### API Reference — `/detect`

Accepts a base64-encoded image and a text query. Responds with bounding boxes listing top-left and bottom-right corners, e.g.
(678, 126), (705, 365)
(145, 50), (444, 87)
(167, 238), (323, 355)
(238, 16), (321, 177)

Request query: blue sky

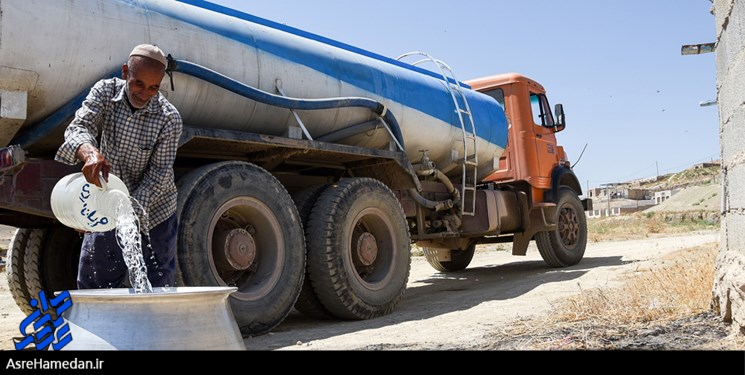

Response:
(208, 0), (718, 190)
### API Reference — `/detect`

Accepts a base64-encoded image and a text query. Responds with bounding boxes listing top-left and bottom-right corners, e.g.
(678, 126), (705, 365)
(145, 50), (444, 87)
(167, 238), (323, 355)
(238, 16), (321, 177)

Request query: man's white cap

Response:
(129, 44), (168, 68)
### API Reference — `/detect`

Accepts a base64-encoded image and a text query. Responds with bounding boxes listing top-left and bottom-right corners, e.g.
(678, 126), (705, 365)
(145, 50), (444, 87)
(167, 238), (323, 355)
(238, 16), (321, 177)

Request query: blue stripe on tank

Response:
(176, 0), (462, 84)
(145, 0), (508, 148)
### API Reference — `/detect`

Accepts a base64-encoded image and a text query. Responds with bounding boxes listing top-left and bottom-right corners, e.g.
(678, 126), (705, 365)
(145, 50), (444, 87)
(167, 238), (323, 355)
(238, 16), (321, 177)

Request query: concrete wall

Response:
(586, 207), (621, 219)
(712, 0), (745, 333)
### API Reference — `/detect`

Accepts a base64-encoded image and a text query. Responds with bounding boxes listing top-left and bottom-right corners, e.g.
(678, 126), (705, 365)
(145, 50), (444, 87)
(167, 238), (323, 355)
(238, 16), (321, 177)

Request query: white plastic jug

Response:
(51, 173), (130, 232)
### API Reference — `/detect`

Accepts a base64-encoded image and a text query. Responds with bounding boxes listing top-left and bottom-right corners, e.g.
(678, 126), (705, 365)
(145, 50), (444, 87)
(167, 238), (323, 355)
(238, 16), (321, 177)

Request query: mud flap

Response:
(581, 198), (593, 211)
(511, 203), (557, 256)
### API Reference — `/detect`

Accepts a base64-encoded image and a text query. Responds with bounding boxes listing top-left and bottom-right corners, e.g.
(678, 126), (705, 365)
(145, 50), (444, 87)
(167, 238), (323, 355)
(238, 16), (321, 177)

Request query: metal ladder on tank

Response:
(397, 52), (479, 216)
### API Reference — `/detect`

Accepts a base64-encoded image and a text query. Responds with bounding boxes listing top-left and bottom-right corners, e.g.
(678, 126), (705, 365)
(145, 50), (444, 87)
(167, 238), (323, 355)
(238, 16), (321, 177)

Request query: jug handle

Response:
(98, 174), (108, 191)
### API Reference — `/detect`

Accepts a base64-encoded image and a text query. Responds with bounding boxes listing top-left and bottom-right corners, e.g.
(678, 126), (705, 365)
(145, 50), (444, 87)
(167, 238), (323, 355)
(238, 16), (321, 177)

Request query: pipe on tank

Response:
(416, 168), (460, 204)
(11, 60), (407, 152)
(407, 188), (454, 212)
(170, 59), (406, 150)
(409, 168), (461, 214)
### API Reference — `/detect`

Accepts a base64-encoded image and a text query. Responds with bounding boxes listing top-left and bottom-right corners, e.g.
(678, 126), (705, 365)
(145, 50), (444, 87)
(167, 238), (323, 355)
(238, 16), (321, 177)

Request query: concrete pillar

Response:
(712, 0), (745, 333)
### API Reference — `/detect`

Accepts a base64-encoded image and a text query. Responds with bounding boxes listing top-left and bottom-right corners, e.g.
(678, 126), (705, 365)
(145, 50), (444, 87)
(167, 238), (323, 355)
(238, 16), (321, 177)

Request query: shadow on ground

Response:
(243, 254), (628, 350)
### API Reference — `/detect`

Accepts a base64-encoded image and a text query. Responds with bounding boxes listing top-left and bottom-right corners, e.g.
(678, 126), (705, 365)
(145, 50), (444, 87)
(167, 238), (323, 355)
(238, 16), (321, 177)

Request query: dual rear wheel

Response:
(303, 178), (411, 320)
(176, 162), (411, 335)
(176, 161), (305, 336)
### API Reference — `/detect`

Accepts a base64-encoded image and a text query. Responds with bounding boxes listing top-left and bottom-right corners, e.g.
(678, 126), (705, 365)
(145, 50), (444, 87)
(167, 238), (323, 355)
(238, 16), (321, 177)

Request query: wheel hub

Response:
(214, 227), (256, 271)
(355, 232), (378, 267)
(559, 207), (579, 246)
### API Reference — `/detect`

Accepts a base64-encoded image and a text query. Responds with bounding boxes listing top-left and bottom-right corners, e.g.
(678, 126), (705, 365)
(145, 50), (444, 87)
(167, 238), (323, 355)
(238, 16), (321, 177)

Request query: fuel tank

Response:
(0, 0), (508, 179)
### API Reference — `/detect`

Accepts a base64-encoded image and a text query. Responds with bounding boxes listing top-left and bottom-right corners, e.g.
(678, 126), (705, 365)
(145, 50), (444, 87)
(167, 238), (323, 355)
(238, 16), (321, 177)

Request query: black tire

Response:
(422, 243), (476, 272)
(23, 228), (81, 302)
(291, 184), (335, 320)
(306, 178), (411, 320)
(535, 187), (587, 267)
(176, 161), (305, 336)
(7, 228), (32, 315)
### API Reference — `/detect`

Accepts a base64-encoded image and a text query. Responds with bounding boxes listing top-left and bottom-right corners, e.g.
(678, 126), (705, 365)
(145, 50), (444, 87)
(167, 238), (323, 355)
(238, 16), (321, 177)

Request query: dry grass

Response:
(555, 243), (716, 325)
(482, 243), (745, 350)
(587, 212), (718, 242)
(486, 215), (745, 350)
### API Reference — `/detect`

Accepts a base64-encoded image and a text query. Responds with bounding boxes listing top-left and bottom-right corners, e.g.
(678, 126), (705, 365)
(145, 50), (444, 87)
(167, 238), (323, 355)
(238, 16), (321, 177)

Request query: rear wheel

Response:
(7, 228), (32, 314)
(23, 228), (81, 299)
(177, 161), (305, 336)
(422, 243), (476, 272)
(306, 178), (411, 320)
(535, 187), (587, 267)
(9, 228), (80, 315)
(291, 184), (334, 320)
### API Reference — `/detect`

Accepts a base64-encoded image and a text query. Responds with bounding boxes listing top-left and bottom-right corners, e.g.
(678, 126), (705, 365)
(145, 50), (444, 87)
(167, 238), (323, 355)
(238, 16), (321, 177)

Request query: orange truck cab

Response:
(414, 73), (592, 268)
(469, 73), (591, 209)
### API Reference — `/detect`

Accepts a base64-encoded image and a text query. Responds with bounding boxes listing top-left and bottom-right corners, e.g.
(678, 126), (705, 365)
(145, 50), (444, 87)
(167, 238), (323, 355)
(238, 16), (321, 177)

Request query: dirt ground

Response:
(240, 230), (729, 350)
(0, 225), (735, 351)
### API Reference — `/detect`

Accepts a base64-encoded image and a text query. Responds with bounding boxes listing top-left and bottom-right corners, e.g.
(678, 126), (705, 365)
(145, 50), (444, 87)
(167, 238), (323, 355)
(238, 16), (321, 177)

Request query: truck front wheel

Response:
(535, 186), (587, 267)
(176, 161), (305, 336)
(306, 178), (411, 320)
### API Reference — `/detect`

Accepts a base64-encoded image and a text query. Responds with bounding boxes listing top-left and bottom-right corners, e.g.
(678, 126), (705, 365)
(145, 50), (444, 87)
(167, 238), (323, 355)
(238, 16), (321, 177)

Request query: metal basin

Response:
(61, 287), (245, 350)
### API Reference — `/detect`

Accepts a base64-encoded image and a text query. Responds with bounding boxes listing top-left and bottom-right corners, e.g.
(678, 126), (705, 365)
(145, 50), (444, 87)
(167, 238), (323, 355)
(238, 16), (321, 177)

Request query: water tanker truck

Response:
(0, 0), (592, 336)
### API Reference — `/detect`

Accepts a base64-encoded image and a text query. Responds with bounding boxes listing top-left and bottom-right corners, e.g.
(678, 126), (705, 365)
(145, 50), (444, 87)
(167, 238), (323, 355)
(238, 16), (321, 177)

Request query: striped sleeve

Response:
(54, 80), (110, 165)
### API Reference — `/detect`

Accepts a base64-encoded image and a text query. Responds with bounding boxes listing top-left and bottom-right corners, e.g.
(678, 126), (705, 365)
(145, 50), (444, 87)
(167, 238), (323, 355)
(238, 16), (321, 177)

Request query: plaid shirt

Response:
(55, 78), (182, 231)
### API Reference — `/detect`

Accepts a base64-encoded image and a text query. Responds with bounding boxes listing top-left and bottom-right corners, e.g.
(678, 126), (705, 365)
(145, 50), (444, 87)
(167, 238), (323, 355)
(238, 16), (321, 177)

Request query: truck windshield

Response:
(530, 93), (554, 127)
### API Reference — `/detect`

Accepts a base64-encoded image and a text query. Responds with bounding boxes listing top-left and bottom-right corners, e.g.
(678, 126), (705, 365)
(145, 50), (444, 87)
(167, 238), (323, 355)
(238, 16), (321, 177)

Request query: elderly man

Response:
(55, 44), (183, 289)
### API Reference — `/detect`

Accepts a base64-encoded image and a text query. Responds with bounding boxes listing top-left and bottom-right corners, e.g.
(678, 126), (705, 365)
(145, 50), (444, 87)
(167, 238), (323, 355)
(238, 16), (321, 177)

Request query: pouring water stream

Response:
(109, 189), (154, 293)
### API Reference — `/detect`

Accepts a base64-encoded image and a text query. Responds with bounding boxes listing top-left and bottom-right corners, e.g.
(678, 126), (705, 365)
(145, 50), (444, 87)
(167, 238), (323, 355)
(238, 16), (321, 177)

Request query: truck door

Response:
(529, 92), (559, 178)
(481, 88), (512, 175)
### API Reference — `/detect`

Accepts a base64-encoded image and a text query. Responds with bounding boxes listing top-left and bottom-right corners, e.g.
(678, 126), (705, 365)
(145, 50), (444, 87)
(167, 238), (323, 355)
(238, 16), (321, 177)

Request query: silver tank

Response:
(0, 0), (509, 179)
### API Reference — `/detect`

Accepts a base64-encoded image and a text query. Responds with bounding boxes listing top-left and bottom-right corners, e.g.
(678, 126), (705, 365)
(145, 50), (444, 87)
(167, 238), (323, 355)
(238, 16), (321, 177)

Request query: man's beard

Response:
(124, 84), (148, 109)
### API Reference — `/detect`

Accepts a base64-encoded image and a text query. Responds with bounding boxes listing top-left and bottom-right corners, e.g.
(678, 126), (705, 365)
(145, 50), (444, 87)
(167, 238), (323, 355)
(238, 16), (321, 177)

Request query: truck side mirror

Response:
(554, 103), (566, 132)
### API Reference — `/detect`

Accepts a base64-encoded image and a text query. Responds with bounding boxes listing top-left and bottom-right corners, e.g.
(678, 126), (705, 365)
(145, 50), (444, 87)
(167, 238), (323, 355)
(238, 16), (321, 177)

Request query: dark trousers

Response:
(77, 213), (178, 289)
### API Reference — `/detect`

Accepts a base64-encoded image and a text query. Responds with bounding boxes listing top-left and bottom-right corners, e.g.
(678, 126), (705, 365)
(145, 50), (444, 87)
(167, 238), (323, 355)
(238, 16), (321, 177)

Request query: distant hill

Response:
(634, 164), (720, 191)
(591, 164), (721, 215)
(644, 183), (720, 213)
(639, 164), (720, 214)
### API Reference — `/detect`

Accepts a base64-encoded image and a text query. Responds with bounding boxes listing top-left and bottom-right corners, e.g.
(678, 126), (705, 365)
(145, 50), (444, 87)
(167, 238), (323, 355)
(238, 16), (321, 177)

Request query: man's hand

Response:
(76, 143), (111, 189)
